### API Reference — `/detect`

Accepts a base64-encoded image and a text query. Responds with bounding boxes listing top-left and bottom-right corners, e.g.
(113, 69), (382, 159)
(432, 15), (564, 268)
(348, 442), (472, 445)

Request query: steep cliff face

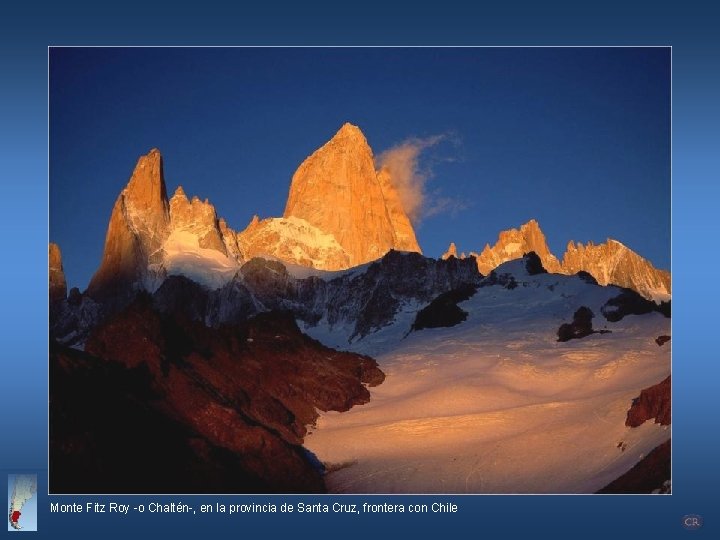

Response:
(444, 220), (670, 301)
(87, 149), (170, 300)
(168, 186), (228, 256)
(377, 167), (421, 253)
(49, 243), (67, 304)
(282, 123), (421, 268)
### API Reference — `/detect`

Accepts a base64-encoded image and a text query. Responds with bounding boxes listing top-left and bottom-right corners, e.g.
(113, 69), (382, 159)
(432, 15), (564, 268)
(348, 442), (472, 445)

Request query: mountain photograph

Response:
(49, 47), (670, 494)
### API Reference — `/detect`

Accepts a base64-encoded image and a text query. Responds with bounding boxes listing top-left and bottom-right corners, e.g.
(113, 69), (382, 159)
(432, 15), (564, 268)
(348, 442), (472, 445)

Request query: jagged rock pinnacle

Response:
(442, 242), (458, 260)
(280, 123), (421, 268)
(87, 149), (171, 300)
(49, 242), (67, 303)
(473, 219), (561, 275)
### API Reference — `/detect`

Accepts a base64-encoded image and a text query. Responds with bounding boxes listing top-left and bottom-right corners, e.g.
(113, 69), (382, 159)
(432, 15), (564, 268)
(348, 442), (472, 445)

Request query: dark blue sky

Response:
(50, 47), (670, 290)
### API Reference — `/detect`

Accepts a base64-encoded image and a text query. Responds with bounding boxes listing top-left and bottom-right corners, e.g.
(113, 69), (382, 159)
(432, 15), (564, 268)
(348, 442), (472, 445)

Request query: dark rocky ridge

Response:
(52, 250), (482, 349)
(51, 298), (384, 493)
(601, 289), (670, 322)
(154, 251), (482, 337)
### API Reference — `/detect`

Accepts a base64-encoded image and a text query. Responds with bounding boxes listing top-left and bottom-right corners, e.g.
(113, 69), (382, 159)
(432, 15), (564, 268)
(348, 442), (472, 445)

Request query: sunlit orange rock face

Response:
(443, 219), (670, 301)
(469, 219), (562, 275)
(168, 186), (228, 255)
(86, 124), (424, 298)
(87, 149), (170, 299)
(238, 215), (351, 270)
(282, 123), (421, 268)
(49, 243), (67, 303)
(561, 239), (671, 301)
(441, 242), (458, 260)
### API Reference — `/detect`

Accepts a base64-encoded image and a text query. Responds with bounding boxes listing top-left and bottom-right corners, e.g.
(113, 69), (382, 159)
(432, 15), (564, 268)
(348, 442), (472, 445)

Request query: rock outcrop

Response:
(601, 289), (670, 322)
(411, 283), (477, 331)
(49, 243), (67, 304)
(626, 375), (671, 427)
(557, 306), (600, 342)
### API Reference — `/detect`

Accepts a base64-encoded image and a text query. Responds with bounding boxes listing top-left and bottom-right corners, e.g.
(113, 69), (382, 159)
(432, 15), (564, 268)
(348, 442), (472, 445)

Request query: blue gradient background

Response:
(1, 1), (718, 539)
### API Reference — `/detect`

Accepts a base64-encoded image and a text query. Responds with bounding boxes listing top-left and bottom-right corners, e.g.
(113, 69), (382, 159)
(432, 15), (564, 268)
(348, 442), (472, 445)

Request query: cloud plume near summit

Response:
(376, 134), (463, 224)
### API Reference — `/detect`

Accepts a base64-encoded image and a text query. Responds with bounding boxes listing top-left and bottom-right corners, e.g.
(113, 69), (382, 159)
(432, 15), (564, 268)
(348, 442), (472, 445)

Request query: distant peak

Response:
(607, 238), (627, 249)
(172, 185), (187, 199)
(125, 147), (167, 203)
(441, 242), (458, 260)
(138, 148), (163, 166)
(520, 219), (541, 231)
(338, 122), (362, 134)
(331, 122), (367, 143)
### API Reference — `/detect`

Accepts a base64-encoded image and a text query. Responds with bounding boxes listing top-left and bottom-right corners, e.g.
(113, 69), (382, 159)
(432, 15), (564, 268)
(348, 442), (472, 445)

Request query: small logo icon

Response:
(682, 515), (703, 530)
(7, 474), (38, 532)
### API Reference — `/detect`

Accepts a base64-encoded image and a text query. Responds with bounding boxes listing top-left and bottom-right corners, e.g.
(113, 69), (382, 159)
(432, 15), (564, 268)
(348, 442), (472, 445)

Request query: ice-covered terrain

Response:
(303, 260), (671, 493)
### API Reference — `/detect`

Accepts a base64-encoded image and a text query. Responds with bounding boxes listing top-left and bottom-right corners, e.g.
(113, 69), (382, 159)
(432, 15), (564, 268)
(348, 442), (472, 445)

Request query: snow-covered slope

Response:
(303, 258), (671, 493)
(238, 215), (351, 270)
(153, 230), (240, 290)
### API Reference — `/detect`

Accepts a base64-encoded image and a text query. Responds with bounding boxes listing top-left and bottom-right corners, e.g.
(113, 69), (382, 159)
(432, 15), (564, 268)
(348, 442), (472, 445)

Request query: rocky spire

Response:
(87, 149), (170, 300)
(169, 185), (227, 255)
(282, 123), (421, 267)
(441, 242), (458, 260)
(49, 242), (67, 304)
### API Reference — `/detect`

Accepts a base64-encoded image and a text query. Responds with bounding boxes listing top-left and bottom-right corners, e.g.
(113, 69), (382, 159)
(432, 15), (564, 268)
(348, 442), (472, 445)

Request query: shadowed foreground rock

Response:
(626, 375), (671, 427)
(557, 306), (604, 342)
(597, 439), (670, 494)
(51, 298), (384, 493)
(412, 283), (478, 331)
